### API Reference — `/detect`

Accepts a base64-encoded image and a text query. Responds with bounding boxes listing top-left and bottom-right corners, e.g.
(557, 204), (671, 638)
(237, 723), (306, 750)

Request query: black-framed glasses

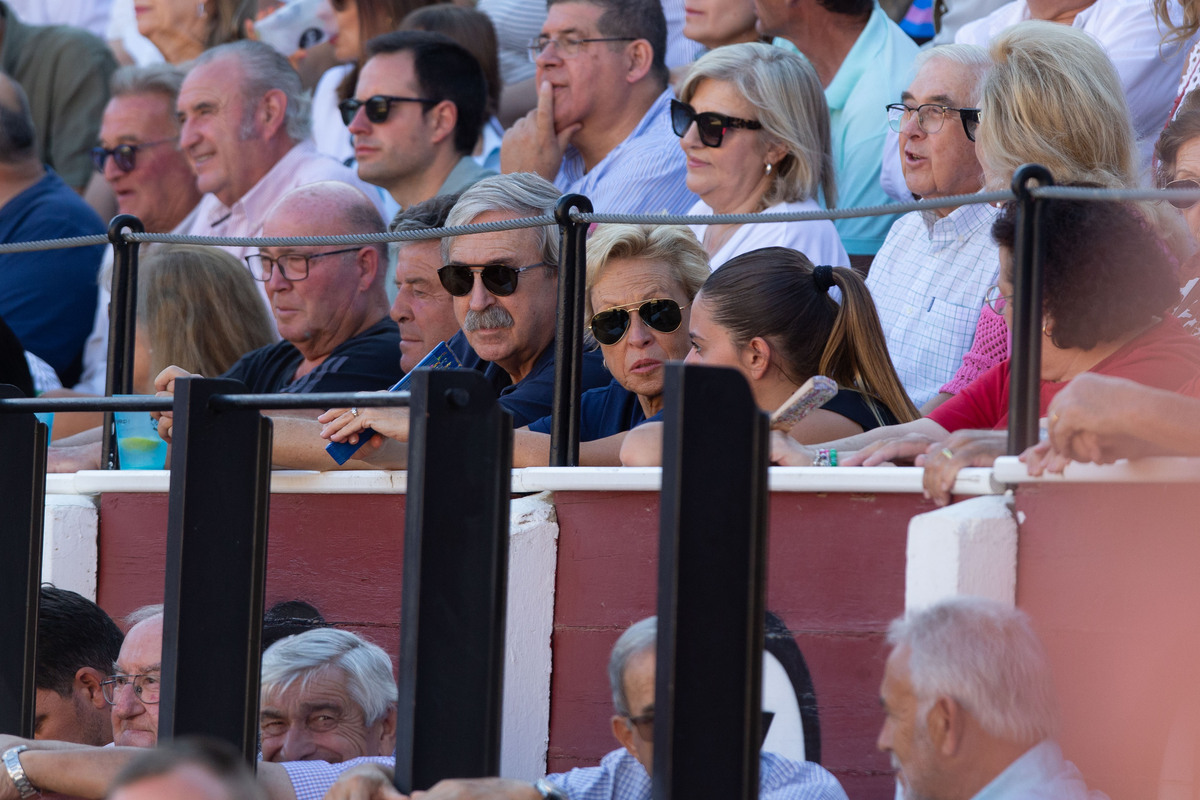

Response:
(246, 247), (363, 282)
(626, 713), (654, 740)
(527, 35), (637, 63)
(91, 138), (178, 173)
(589, 299), (687, 346)
(101, 672), (161, 705)
(338, 95), (438, 126)
(670, 99), (762, 148)
(886, 103), (980, 142)
(984, 284), (1012, 314)
(1165, 178), (1200, 209)
(437, 263), (550, 297)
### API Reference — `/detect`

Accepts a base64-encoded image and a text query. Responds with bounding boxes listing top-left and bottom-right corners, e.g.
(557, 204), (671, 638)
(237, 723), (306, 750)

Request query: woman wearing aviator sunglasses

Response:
(509, 224), (709, 466)
(620, 246), (919, 466)
(1155, 90), (1200, 333)
(673, 43), (847, 270)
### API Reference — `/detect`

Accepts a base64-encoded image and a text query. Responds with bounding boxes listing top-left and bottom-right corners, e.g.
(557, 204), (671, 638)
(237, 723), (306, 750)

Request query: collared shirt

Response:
(440, 155), (496, 197)
(555, 88), (697, 215)
(783, 5), (917, 256)
(971, 740), (1108, 800)
(956, 0), (1194, 171)
(866, 202), (998, 407)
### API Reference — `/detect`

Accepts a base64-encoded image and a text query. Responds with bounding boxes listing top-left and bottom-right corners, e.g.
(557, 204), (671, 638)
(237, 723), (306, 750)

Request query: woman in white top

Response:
(675, 42), (847, 269)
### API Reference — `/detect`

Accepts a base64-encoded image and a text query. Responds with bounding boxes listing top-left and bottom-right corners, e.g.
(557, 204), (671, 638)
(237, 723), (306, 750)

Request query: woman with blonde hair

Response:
(674, 42), (846, 268)
(131, 0), (255, 64)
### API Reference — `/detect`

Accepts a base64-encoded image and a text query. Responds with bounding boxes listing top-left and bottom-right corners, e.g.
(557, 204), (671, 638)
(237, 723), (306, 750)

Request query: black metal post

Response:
(158, 377), (271, 763)
(0, 385), (46, 737)
(653, 364), (769, 800)
(549, 194), (592, 467)
(394, 370), (513, 793)
(1007, 165), (1053, 453)
(105, 214), (145, 470)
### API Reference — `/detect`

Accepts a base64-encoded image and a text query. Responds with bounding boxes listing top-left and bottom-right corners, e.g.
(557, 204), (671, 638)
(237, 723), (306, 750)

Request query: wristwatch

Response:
(533, 778), (569, 800)
(2, 745), (38, 799)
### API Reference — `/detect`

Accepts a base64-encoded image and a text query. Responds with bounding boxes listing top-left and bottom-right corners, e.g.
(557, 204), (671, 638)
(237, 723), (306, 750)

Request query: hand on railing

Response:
(319, 762), (403, 800)
(767, 431), (815, 466)
(915, 429), (1008, 506)
(152, 366), (203, 444)
(839, 432), (938, 467)
(318, 404), (411, 446)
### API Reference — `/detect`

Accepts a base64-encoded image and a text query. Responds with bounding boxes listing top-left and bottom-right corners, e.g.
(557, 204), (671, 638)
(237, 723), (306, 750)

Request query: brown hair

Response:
(1155, 90), (1200, 188)
(699, 247), (918, 423)
(402, 4), (501, 120)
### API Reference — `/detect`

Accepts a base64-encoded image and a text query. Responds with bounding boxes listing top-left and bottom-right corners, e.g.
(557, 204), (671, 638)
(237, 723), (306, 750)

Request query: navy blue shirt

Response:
(0, 169), (103, 383)
(527, 378), (653, 440)
(446, 330), (609, 427)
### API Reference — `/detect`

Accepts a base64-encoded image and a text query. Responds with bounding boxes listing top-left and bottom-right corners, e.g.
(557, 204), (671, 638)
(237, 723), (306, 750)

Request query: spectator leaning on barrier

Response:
(867, 44), (997, 412)
(34, 586), (124, 746)
(346, 31), (494, 211)
(500, 0), (697, 214)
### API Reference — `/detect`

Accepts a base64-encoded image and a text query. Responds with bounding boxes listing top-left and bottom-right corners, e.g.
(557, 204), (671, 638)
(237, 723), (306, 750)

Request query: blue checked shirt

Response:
(866, 202), (1000, 407)
(554, 89), (697, 215)
(281, 750), (848, 800)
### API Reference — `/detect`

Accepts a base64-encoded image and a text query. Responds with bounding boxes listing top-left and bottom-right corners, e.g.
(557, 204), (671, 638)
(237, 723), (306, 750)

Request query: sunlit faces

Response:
(391, 240), (460, 372)
(898, 58), (983, 209)
(176, 56), (257, 206)
(34, 684), (109, 745)
(534, 1), (633, 133)
(110, 616), (163, 748)
(447, 213), (558, 378)
(259, 667), (395, 763)
(683, 0), (758, 50)
(349, 51), (440, 199)
(680, 78), (782, 214)
(134, 0), (209, 44)
(611, 649), (656, 775)
(326, 0), (361, 62)
(99, 93), (200, 232)
(683, 292), (754, 376)
(876, 644), (941, 800)
(1171, 137), (1200, 244)
(588, 258), (691, 415)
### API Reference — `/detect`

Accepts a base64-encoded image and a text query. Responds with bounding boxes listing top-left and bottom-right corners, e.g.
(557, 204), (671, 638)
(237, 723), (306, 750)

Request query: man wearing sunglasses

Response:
(867, 47), (999, 412)
(345, 31), (494, 213)
(499, 0), (695, 215)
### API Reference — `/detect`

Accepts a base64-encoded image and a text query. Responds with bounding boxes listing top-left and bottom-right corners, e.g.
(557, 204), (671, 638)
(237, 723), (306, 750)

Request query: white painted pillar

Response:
(41, 494), (100, 601)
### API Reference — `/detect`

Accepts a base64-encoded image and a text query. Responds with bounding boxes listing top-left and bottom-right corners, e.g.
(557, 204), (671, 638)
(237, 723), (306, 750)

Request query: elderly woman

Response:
(773, 197), (1200, 502)
(1154, 90), (1200, 325)
(674, 43), (847, 269)
(133, 0), (253, 63)
(620, 246), (919, 466)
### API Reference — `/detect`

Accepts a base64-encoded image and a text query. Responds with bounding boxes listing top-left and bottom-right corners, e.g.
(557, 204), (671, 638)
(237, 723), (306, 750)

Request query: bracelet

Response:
(534, 778), (569, 800)
(813, 448), (838, 467)
(2, 746), (38, 799)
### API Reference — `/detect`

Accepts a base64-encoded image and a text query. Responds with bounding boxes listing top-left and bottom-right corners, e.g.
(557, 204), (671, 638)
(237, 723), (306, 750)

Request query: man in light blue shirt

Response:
(756, 0), (918, 258)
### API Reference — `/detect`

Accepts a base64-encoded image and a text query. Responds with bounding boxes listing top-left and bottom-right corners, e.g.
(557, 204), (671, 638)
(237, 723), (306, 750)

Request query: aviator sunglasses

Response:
(437, 263), (549, 297)
(670, 99), (761, 148)
(338, 94), (438, 126)
(1165, 178), (1200, 209)
(589, 299), (687, 346)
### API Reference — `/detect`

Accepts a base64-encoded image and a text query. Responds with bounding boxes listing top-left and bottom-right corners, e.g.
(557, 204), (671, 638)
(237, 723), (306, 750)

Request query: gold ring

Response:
(941, 448), (954, 460)
(351, 407), (359, 418)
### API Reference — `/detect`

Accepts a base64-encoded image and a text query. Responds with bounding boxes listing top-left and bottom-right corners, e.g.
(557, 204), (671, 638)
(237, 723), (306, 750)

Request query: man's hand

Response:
(409, 778), (542, 800)
(152, 365), (203, 443)
(322, 763), (404, 800)
(47, 443), (103, 472)
(318, 405), (411, 445)
(916, 429), (1007, 506)
(499, 80), (581, 179)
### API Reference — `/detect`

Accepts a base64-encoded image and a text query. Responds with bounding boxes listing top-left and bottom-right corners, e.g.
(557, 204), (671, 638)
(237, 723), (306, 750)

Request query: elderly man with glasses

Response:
(865, 45), (999, 413)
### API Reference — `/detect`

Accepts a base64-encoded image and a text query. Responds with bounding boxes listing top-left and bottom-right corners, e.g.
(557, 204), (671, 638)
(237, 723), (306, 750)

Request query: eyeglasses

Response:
(527, 35), (637, 63)
(984, 284), (1012, 314)
(1165, 178), (1200, 209)
(101, 672), (161, 705)
(670, 99), (762, 148)
(437, 263), (550, 297)
(886, 103), (981, 142)
(626, 713), (654, 740)
(246, 247), (363, 282)
(589, 298), (687, 346)
(338, 95), (438, 126)
(91, 139), (178, 173)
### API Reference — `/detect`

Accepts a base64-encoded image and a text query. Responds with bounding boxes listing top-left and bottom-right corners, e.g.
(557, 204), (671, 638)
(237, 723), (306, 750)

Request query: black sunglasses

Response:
(1165, 178), (1200, 209)
(589, 299), (687, 346)
(437, 263), (549, 297)
(91, 138), (178, 173)
(339, 95), (438, 126)
(670, 99), (762, 148)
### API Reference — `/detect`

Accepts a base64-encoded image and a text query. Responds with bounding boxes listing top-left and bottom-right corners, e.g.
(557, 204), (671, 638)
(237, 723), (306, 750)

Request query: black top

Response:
(822, 387), (898, 430)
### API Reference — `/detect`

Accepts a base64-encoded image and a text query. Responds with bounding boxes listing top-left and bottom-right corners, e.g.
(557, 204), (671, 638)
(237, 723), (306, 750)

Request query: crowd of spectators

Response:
(4, 0), (1200, 795)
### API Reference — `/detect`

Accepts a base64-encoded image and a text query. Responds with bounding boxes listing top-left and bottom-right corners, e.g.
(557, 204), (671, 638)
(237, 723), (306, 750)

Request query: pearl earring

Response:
(765, 163), (773, 176)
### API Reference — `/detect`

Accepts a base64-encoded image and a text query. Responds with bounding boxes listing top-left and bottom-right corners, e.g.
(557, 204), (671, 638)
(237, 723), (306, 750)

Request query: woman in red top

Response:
(772, 197), (1200, 503)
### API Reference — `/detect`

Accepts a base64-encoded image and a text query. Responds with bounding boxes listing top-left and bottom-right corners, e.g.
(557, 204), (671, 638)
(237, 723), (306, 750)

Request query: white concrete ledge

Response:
(993, 455), (1200, 484)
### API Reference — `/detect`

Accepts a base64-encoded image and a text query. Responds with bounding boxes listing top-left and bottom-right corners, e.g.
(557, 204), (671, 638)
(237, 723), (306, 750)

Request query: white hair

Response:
(441, 172), (561, 266)
(887, 597), (1058, 745)
(608, 616), (657, 717)
(124, 604), (164, 628)
(912, 44), (991, 105)
(190, 40), (311, 143)
(260, 628), (397, 725)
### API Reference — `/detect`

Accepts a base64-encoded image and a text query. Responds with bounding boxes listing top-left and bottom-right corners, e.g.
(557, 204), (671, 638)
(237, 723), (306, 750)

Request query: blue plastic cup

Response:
(113, 406), (168, 470)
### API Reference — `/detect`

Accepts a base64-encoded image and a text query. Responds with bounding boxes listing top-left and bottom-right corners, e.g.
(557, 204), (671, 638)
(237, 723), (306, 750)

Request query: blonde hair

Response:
(584, 224), (710, 322)
(137, 246), (276, 378)
(678, 42), (836, 208)
(977, 22), (1137, 191)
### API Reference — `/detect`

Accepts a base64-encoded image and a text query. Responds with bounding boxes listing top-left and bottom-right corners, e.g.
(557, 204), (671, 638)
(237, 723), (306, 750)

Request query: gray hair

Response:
(584, 224), (708, 322)
(679, 43), (835, 208)
(125, 604), (165, 628)
(912, 44), (990, 105)
(191, 40), (311, 143)
(260, 628), (397, 726)
(608, 616), (657, 717)
(442, 172), (561, 266)
(887, 597), (1058, 746)
(110, 63), (186, 105)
